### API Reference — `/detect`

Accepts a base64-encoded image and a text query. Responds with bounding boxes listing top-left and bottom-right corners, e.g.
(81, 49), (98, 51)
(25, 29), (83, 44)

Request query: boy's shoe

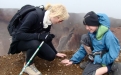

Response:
(24, 63), (42, 75)
(111, 62), (121, 75)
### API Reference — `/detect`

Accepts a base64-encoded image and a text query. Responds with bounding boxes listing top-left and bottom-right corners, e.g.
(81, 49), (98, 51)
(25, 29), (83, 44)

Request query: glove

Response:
(38, 32), (48, 41)
(45, 34), (55, 42)
(49, 34), (55, 38)
(38, 33), (55, 42)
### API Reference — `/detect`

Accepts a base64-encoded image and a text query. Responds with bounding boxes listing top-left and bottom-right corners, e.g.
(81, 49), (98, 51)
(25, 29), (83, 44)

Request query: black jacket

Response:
(8, 8), (52, 54)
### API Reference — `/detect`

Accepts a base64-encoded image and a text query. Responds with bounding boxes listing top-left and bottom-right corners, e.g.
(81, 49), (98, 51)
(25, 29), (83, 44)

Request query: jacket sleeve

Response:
(94, 31), (120, 65)
(70, 45), (87, 64)
(15, 11), (39, 41)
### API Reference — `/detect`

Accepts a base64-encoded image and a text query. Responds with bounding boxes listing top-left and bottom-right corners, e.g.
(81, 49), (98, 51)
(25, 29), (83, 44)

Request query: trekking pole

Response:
(19, 33), (49, 75)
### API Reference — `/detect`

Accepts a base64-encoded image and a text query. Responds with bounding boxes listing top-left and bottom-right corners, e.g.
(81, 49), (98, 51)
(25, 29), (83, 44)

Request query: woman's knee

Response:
(29, 40), (40, 49)
(47, 53), (56, 61)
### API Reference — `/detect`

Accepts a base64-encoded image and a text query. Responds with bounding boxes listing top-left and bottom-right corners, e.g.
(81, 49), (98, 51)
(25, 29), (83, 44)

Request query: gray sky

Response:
(0, 0), (121, 19)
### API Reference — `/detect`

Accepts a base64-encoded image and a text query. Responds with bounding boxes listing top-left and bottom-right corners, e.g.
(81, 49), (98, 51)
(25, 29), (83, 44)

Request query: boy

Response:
(61, 11), (121, 75)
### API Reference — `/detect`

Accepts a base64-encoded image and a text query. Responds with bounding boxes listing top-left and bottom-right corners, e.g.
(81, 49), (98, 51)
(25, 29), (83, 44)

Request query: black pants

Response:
(82, 61), (102, 75)
(17, 40), (57, 65)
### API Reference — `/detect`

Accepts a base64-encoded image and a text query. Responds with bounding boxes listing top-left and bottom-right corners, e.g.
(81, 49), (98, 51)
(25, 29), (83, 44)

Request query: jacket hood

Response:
(97, 13), (110, 28)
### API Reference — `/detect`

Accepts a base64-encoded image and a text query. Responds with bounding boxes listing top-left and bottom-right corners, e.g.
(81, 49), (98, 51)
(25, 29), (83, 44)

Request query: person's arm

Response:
(94, 31), (120, 65)
(61, 45), (87, 66)
(70, 45), (87, 64)
(15, 11), (39, 41)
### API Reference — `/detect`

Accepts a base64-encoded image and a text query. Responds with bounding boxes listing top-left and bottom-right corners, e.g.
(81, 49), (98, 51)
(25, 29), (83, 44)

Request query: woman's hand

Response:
(61, 59), (73, 66)
(56, 53), (67, 58)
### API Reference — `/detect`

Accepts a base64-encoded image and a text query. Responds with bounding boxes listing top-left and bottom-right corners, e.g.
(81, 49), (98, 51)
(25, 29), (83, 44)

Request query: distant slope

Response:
(0, 8), (121, 27)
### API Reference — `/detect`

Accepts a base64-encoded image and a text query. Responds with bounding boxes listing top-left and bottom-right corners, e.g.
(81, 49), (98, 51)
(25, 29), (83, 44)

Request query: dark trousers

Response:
(82, 61), (102, 75)
(17, 40), (57, 65)
(82, 61), (112, 75)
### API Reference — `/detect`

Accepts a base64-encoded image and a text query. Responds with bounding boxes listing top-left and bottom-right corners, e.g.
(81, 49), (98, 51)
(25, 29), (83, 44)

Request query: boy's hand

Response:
(61, 59), (73, 66)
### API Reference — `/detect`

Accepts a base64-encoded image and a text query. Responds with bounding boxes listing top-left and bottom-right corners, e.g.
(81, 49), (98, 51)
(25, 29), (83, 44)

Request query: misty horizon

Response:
(0, 0), (121, 19)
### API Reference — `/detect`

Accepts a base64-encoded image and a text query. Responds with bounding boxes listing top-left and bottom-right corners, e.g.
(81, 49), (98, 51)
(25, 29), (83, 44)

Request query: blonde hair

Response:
(44, 3), (69, 20)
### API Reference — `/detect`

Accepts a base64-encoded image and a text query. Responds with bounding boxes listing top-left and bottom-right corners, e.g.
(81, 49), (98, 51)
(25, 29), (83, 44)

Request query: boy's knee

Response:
(81, 34), (91, 46)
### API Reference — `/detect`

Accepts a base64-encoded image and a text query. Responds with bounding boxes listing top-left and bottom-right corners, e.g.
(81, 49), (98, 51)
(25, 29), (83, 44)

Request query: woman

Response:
(61, 11), (120, 75)
(8, 3), (69, 75)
